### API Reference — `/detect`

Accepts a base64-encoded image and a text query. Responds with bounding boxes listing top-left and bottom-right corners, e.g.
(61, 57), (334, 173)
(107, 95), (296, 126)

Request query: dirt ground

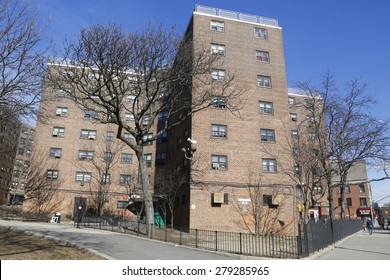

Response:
(0, 226), (105, 260)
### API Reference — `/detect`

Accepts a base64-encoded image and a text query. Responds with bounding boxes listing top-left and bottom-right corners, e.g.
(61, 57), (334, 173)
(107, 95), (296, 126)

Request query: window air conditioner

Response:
(271, 195), (281, 205)
(88, 135), (96, 140)
(54, 153), (61, 158)
(212, 163), (220, 169)
(52, 131), (58, 136)
(213, 193), (225, 204)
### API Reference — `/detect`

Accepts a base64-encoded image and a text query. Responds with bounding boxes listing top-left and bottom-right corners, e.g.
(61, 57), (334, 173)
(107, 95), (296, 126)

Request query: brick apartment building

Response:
(28, 5), (370, 234)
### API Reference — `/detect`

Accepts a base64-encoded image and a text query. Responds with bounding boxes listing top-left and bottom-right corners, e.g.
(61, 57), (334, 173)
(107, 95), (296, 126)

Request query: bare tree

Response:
(23, 151), (64, 214)
(0, 0), (48, 124)
(45, 24), (243, 236)
(296, 73), (390, 220)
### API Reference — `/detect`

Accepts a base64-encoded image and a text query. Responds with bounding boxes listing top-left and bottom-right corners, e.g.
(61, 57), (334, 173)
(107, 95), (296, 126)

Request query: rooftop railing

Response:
(194, 5), (279, 27)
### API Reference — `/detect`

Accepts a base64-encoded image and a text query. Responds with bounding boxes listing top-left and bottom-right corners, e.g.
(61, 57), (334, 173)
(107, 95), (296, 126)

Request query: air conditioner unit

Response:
(212, 163), (220, 169)
(88, 135), (96, 140)
(56, 112), (61, 116)
(271, 195), (281, 205)
(54, 153), (61, 158)
(52, 131), (58, 136)
(213, 193), (225, 204)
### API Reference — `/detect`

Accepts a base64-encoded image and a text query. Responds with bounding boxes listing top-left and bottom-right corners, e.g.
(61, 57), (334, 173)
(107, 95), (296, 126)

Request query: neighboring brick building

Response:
(9, 124), (35, 205)
(0, 106), (21, 205)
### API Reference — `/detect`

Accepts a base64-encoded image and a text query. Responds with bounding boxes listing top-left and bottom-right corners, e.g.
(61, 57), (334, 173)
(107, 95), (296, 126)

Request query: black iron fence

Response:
(77, 215), (363, 259)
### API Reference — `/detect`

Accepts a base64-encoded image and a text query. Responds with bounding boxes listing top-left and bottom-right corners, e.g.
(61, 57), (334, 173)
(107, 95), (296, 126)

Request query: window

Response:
(157, 131), (168, 144)
(57, 89), (68, 98)
(260, 129), (275, 142)
(143, 133), (153, 145)
(359, 184), (365, 193)
(156, 152), (167, 165)
(291, 130), (298, 138)
(119, 174), (132, 185)
(211, 20), (224, 32)
(259, 101), (273, 114)
(117, 201), (129, 209)
(211, 124), (227, 138)
(76, 172), (91, 182)
(126, 94), (136, 102)
(144, 153), (152, 167)
(55, 107), (68, 116)
(256, 51), (270, 63)
(290, 113), (297, 122)
(46, 169), (59, 179)
(211, 155), (227, 170)
(211, 43), (225, 55)
(78, 150), (94, 161)
(158, 111), (168, 123)
(104, 152), (113, 162)
(211, 96), (227, 109)
(49, 148), (62, 158)
(359, 197), (367, 206)
(143, 114), (152, 126)
(262, 159), (277, 172)
(52, 127), (65, 137)
(288, 97), (296, 106)
(254, 27), (268, 39)
(125, 113), (135, 121)
(308, 132), (317, 140)
(106, 131), (114, 141)
(83, 109), (99, 119)
(257, 75), (271, 88)
(102, 174), (110, 184)
(313, 186), (323, 194)
(211, 69), (225, 81)
(346, 197), (352, 207)
(121, 153), (133, 164)
(80, 129), (97, 140)
(345, 184), (350, 193)
(124, 133), (135, 142)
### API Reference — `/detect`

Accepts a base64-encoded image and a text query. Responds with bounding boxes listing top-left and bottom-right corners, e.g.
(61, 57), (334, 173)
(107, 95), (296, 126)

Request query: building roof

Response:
(331, 160), (368, 184)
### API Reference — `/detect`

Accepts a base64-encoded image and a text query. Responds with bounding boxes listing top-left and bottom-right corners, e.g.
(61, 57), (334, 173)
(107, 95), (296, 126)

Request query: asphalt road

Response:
(0, 220), (254, 260)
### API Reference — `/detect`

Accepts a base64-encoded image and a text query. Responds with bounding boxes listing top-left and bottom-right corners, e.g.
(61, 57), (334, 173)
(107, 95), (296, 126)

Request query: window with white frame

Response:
(125, 113), (135, 121)
(211, 43), (225, 55)
(75, 172), (91, 182)
(288, 97), (296, 106)
(260, 129), (275, 142)
(359, 197), (367, 206)
(211, 69), (225, 81)
(359, 184), (365, 193)
(83, 109), (99, 119)
(55, 107), (68, 116)
(211, 96), (227, 109)
(257, 75), (271, 88)
(52, 127), (65, 137)
(78, 150), (94, 161)
(262, 159), (277, 172)
(126, 94), (136, 102)
(254, 27), (268, 39)
(121, 153), (133, 163)
(102, 173), (110, 184)
(211, 124), (227, 138)
(124, 133), (135, 142)
(256, 51), (270, 62)
(211, 155), (227, 170)
(143, 133), (153, 146)
(290, 113), (297, 122)
(211, 20), (224, 32)
(49, 148), (62, 158)
(80, 129), (97, 140)
(46, 169), (59, 179)
(119, 174), (132, 185)
(104, 152), (113, 162)
(144, 153), (152, 167)
(106, 131), (114, 141)
(259, 101), (273, 114)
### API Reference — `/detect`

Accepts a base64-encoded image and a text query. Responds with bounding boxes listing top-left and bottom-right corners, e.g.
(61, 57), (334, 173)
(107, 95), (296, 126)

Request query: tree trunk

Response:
(137, 150), (154, 238)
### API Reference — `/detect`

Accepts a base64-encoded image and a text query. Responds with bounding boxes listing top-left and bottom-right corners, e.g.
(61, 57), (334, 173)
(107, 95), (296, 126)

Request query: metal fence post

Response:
(195, 229), (198, 248)
(215, 231), (218, 251)
(239, 232), (243, 255)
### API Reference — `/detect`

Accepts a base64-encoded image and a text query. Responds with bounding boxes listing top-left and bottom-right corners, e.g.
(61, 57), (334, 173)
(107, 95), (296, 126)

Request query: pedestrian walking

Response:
(367, 219), (373, 235)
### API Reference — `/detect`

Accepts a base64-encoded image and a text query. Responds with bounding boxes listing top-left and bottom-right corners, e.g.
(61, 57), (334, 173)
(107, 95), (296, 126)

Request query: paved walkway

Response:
(0, 220), (259, 260)
(2, 219), (389, 260)
(311, 227), (390, 260)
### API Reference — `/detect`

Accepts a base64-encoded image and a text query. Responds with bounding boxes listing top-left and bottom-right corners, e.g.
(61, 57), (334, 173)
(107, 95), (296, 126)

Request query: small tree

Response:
(46, 23), (243, 236)
(24, 151), (64, 214)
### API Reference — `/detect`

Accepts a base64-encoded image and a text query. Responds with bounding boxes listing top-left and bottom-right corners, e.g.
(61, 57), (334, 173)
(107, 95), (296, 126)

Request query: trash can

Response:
(55, 212), (61, 223)
(154, 212), (165, 228)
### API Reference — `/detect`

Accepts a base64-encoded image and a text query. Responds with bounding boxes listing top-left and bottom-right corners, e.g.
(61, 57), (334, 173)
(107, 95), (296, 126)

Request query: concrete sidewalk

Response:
(312, 227), (390, 260)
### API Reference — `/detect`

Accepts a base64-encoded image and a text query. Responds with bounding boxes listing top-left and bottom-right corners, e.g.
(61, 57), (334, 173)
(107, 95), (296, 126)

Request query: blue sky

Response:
(29, 0), (390, 205)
